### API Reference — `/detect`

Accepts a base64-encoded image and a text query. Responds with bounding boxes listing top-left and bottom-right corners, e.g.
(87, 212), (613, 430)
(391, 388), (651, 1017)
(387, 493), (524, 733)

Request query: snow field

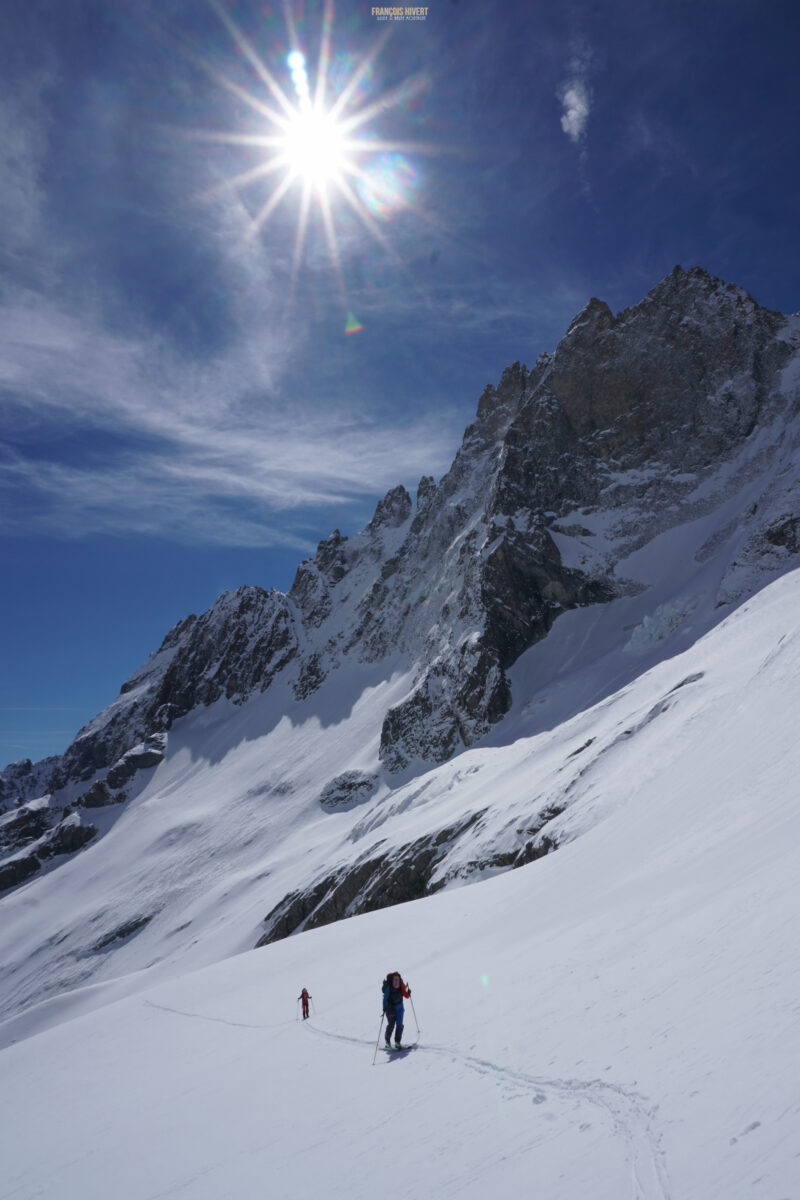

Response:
(2, 572), (800, 1198)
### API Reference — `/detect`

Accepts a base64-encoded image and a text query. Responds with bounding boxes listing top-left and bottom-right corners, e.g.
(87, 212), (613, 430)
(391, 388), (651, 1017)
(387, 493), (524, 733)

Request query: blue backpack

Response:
(383, 973), (404, 1008)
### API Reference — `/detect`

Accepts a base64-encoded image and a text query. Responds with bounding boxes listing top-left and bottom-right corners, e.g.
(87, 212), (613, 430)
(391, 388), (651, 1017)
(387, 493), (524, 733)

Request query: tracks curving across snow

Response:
(449, 1055), (673, 1200)
(142, 997), (294, 1032)
(141, 1002), (672, 1200)
(306, 1020), (672, 1200)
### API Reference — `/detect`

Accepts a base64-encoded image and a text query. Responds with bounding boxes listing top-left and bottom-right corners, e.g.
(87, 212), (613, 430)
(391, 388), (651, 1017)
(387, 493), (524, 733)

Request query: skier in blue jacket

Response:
(382, 970), (411, 1047)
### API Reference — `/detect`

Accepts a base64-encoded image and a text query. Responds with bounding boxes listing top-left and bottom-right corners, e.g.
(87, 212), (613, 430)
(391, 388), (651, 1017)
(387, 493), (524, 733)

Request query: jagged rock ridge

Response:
(2, 266), (800, 907)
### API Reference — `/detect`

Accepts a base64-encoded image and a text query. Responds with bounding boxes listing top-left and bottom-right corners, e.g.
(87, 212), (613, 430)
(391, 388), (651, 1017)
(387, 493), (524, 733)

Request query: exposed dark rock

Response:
(0, 854), (41, 892)
(668, 672), (705, 694)
(293, 653), (326, 701)
(548, 265), (788, 466)
(367, 485), (412, 533)
(379, 641), (511, 773)
(416, 475), (437, 515)
(92, 915), (153, 952)
(79, 780), (114, 808)
(0, 756), (56, 813)
(153, 588), (297, 720)
(0, 809), (94, 886)
(318, 771), (378, 811)
(106, 745), (164, 790)
(255, 799), (570, 949)
(39, 819), (97, 859)
(255, 878), (332, 947)
(764, 516), (800, 554)
(0, 805), (50, 853)
(480, 525), (615, 668)
(568, 739), (595, 758)
(256, 813), (484, 945)
(314, 528), (349, 578)
(78, 780), (126, 808)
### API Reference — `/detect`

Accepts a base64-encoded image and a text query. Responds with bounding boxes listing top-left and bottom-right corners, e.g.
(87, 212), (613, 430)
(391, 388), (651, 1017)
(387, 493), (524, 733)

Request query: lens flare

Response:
(287, 50), (311, 110)
(356, 153), (418, 219)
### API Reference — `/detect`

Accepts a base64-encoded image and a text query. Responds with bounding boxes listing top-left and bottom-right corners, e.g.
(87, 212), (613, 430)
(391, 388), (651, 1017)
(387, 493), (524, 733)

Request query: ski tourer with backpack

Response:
(382, 971), (411, 1048)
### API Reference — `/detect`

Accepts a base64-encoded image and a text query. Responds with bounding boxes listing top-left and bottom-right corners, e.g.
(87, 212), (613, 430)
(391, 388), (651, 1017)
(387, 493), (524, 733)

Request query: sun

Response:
(185, 2), (434, 330)
(281, 104), (348, 190)
(278, 50), (350, 191)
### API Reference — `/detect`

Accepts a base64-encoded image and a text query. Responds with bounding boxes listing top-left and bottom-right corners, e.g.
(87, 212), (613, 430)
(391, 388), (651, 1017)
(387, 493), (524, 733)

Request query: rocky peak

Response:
(545, 265), (790, 463)
(311, 529), (349, 578)
(367, 485), (413, 534)
(564, 296), (614, 338)
(471, 362), (527, 442)
(288, 530), (351, 629)
(416, 475), (436, 510)
(644, 263), (747, 310)
(154, 613), (199, 658)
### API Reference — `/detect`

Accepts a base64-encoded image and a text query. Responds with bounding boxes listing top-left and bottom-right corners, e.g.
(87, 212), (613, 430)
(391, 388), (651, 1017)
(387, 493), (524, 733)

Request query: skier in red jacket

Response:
(298, 987), (311, 1019)
(382, 971), (411, 1047)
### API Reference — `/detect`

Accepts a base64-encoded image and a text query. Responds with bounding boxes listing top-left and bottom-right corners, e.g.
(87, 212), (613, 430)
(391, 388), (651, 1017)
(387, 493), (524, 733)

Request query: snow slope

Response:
(1, 570), (799, 1199)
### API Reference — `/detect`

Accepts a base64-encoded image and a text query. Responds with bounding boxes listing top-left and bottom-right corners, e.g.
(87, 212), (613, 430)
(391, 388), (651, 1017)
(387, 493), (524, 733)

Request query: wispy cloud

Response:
(0, 16), (590, 556)
(0, 293), (461, 547)
(560, 82), (591, 143)
(0, 72), (52, 255)
(0, 37), (470, 553)
(558, 42), (594, 145)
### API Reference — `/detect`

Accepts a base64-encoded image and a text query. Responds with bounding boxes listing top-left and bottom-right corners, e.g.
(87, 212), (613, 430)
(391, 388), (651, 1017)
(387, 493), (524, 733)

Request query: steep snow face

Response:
(2, 266), (800, 912)
(1, 560), (799, 1034)
(1, 569), (800, 1200)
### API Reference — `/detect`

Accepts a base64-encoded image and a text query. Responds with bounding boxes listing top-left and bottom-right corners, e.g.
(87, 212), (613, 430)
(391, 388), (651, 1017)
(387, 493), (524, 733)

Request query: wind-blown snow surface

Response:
(2, 573), (800, 1198)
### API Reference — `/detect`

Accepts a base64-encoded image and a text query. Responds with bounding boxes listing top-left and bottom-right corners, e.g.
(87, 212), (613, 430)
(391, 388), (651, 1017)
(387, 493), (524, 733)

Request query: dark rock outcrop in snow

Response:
(254, 800), (567, 944)
(318, 772), (378, 811)
(256, 811), (485, 945)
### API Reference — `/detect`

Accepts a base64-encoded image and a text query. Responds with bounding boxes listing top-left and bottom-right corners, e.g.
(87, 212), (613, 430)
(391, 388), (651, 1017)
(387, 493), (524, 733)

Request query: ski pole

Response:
(296, 999), (300, 1022)
(371, 1013), (386, 1066)
(409, 992), (420, 1033)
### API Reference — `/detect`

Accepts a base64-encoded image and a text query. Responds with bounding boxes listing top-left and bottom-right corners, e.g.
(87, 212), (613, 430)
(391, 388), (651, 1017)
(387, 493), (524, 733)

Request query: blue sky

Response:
(2, 0), (799, 767)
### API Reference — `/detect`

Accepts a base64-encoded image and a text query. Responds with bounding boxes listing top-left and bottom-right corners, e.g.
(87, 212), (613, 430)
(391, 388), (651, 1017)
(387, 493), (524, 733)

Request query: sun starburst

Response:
(186, 0), (435, 332)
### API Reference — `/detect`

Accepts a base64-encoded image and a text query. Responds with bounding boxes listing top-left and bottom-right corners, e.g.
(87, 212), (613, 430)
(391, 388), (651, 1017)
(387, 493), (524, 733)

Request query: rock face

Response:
(547, 272), (786, 462)
(0, 806), (97, 893)
(254, 801), (566, 946)
(256, 812), (488, 945)
(2, 265), (800, 899)
(318, 772), (378, 812)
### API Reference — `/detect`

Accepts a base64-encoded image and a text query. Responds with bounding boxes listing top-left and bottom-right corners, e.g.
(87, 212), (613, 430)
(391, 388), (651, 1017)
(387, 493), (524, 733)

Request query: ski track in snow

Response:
(142, 998), (293, 1033)
(138, 998), (671, 1198)
(304, 1019), (671, 1200)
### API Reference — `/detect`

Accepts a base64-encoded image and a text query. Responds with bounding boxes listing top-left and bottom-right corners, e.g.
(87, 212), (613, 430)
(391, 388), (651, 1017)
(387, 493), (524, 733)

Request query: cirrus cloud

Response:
(558, 42), (595, 144)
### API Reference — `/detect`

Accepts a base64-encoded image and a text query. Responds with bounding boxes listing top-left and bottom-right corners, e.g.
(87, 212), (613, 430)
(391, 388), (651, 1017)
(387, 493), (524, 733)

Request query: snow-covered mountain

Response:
(1, 265), (799, 1006)
(1, 563), (799, 1199)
